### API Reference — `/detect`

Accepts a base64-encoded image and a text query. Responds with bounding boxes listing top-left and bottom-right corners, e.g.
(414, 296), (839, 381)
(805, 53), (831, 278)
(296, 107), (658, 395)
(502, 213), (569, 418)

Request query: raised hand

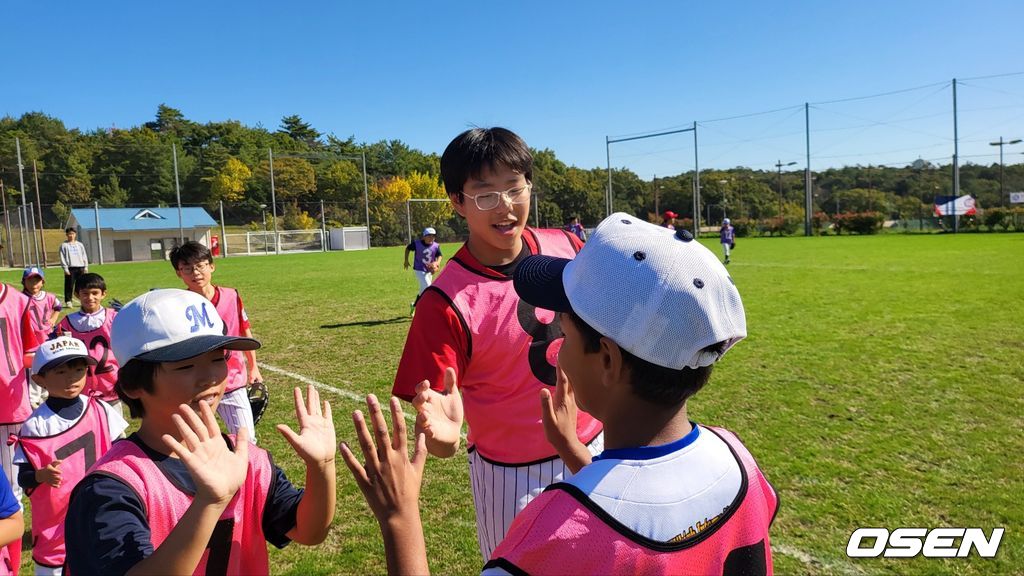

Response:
(341, 394), (429, 575)
(341, 394), (427, 525)
(411, 367), (463, 455)
(37, 459), (63, 488)
(162, 401), (249, 506)
(540, 366), (592, 474)
(277, 385), (337, 467)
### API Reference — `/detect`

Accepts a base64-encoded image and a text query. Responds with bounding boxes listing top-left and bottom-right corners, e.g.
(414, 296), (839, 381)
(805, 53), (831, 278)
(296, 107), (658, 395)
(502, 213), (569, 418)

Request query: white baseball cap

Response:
(32, 336), (97, 374)
(723, 218), (731, 224)
(422, 227), (437, 236)
(513, 213), (746, 369)
(112, 289), (260, 364)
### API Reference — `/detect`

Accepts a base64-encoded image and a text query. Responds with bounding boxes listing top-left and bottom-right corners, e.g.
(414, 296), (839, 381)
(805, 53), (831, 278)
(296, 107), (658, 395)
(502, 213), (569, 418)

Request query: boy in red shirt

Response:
(392, 127), (603, 559)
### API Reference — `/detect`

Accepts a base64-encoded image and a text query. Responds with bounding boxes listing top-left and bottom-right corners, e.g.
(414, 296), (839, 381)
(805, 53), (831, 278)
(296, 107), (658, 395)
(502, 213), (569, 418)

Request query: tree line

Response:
(2, 106), (1021, 245)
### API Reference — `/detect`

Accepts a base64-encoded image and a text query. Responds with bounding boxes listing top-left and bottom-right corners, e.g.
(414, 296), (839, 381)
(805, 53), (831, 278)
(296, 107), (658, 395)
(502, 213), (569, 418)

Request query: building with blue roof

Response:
(67, 207), (218, 262)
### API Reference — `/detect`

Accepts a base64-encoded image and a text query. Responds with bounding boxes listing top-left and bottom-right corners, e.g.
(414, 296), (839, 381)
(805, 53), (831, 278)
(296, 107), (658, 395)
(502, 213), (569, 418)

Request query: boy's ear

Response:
(598, 337), (625, 388)
(449, 192), (466, 217)
(30, 373), (45, 386)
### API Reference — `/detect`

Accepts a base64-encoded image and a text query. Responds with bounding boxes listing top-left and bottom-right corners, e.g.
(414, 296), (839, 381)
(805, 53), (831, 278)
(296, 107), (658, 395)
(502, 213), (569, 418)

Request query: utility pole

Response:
(989, 137), (1022, 206)
(33, 161), (48, 266)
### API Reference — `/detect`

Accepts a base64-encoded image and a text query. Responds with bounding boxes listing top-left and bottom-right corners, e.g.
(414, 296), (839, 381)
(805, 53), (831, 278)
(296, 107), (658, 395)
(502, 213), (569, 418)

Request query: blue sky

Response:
(5, 1), (1024, 178)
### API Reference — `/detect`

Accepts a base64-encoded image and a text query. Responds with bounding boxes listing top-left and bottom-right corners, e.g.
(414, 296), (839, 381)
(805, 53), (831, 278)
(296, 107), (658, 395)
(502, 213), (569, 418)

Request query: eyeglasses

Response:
(178, 261), (211, 274)
(464, 183), (532, 211)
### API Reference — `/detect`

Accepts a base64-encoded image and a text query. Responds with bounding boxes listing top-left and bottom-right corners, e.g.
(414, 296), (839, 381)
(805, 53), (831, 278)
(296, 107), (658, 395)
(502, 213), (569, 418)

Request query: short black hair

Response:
(65, 227), (76, 234)
(568, 311), (723, 406)
(116, 359), (159, 418)
(74, 272), (106, 294)
(441, 127), (533, 203)
(169, 240), (213, 270)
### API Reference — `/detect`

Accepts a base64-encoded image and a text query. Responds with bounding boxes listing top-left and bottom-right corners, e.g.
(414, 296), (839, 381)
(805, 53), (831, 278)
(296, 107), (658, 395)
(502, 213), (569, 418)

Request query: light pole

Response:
(259, 204), (269, 255)
(989, 137), (1022, 205)
(718, 179), (730, 219)
(776, 161), (796, 219)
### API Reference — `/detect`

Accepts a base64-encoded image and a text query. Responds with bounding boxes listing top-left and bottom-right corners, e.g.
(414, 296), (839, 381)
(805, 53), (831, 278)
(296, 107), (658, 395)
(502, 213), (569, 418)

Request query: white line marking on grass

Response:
(259, 362), (379, 409)
(773, 543), (864, 575)
(259, 363), (470, 442)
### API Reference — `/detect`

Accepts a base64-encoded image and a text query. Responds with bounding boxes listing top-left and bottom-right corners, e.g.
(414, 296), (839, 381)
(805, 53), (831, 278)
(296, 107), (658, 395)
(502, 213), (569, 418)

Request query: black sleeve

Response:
(261, 463), (305, 549)
(405, 242), (416, 251)
(16, 461), (39, 490)
(65, 474), (153, 575)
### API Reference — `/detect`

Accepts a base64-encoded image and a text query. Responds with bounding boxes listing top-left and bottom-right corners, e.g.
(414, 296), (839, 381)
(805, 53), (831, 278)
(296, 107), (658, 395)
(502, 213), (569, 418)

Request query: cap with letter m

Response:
(112, 289), (260, 364)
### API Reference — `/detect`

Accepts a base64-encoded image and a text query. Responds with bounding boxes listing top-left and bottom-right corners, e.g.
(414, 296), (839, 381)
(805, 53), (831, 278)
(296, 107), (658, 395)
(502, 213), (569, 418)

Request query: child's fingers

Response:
(366, 395), (393, 464)
(540, 388), (555, 424)
(307, 385), (321, 417)
(390, 397), (406, 452)
(339, 442), (370, 486)
(235, 424), (251, 454)
(171, 413), (202, 452)
(275, 424), (303, 454)
(177, 404), (209, 443)
(322, 400), (334, 432)
(293, 387), (308, 418)
(162, 433), (194, 464)
(352, 408), (381, 472)
(198, 400), (220, 439)
(411, 432), (428, 473)
(443, 367), (459, 397)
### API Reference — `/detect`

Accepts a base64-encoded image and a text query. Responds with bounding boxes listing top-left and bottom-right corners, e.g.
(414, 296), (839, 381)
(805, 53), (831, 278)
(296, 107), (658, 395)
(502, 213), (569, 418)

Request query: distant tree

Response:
(209, 157), (252, 204)
(145, 104), (190, 136)
(97, 174), (128, 207)
(279, 115), (321, 148)
(254, 156), (316, 201)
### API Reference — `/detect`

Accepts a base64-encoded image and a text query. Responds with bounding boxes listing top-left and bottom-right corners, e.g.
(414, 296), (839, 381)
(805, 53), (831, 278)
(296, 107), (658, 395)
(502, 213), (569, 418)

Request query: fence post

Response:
(320, 199), (327, 252)
(94, 201), (104, 265)
(246, 231), (251, 256)
(33, 161), (47, 266)
(219, 200), (228, 258)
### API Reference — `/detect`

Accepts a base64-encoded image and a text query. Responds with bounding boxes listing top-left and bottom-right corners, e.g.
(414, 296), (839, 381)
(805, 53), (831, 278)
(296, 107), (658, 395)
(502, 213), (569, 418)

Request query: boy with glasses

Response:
(392, 127), (603, 560)
(170, 241), (263, 443)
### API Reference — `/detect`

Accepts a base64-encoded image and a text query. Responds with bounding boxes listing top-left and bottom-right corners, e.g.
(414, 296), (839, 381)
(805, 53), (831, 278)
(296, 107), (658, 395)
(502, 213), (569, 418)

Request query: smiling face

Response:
(77, 287), (106, 313)
(451, 163), (532, 266)
(23, 275), (44, 295)
(175, 258), (215, 294)
(34, 358), (90, 400)
(129, 349), (229, 438)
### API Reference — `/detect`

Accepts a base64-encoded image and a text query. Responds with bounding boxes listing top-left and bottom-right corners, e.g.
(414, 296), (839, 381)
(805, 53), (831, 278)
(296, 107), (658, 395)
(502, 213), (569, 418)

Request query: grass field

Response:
(1, 233), (1021, 575)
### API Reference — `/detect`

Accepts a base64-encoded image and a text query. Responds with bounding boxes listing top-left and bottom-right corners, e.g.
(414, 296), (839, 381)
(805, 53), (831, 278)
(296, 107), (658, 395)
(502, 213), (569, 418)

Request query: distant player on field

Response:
(720, 217), (735, 265)
(392, 127), (603, 560)
(22, 266), (62, 408)
(343, 213), (778, 575)
(404, 226), (444, 312)
(171, 241), (263, 443)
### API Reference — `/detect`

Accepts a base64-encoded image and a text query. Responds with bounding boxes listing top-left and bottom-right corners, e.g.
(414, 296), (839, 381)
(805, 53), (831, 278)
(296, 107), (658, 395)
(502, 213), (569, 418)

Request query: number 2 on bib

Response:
(515, 300), (562, 386)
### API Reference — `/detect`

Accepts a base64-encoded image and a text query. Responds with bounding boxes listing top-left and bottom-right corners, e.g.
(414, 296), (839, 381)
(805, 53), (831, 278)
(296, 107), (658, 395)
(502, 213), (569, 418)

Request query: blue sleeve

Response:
(0, 473), (18, 519)
(262, 463), (304, 549)
(65, 474), (152, 575)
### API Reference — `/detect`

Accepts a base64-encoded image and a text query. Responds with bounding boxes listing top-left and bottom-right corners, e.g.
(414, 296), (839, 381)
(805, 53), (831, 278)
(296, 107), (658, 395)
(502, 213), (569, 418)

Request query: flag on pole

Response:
(934, 195), (977, 216)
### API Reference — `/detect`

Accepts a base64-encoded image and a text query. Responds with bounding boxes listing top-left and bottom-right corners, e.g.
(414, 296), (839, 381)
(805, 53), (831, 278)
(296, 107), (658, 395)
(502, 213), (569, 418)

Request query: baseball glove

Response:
(248, 380), (269, 425)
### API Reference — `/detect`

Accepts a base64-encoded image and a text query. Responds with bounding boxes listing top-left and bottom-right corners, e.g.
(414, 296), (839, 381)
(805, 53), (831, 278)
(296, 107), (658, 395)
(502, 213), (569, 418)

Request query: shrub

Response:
(982, 207), (1011, 231)
(833, 211), (884, 235)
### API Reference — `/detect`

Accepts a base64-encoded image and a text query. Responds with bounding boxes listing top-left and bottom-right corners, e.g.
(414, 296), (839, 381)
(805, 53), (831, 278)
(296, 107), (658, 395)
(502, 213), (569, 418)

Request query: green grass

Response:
(2, 234), (1021, 575)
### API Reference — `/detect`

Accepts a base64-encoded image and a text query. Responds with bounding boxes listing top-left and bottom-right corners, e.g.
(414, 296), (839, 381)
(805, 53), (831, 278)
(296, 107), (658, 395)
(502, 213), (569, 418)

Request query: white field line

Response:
(258, 362), (468, 440)
(773, 543), (865, 575)
(261, 362), (856, 573)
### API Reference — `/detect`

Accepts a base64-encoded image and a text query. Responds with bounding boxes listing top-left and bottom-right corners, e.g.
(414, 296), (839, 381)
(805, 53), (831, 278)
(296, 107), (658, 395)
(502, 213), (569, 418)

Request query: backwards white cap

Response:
(514, 213), (746, 369)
